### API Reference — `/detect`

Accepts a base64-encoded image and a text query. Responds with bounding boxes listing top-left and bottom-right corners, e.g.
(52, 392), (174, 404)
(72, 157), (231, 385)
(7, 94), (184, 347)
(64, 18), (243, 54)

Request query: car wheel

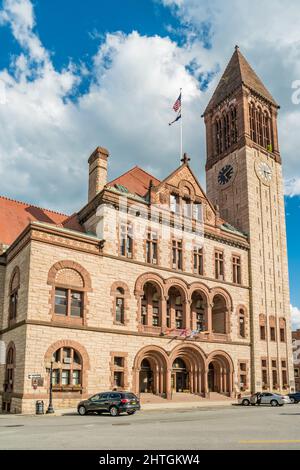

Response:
(110, 406), (119, 417)
(290, 397), (295, 404)
(270, 400), (279, 407)
(242, 399), (250, 406)
(78, 405), (87, 416)
(127, 410), (136, 415)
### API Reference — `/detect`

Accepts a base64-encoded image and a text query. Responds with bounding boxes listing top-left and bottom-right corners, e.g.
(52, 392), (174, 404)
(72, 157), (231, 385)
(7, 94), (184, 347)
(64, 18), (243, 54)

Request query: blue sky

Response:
(0, 0), (299, 324)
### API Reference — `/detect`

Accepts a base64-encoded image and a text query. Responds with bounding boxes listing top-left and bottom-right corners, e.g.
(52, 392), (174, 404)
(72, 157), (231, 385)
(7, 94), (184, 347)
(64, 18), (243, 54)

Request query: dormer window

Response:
(193, 202), (203, 221)
(182, 197), (192, 218)
(170, 194), (180, 213)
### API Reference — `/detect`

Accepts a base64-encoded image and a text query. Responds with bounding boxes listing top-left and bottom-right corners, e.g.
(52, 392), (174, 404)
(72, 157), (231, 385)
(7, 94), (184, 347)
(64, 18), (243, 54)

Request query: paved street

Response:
(0, 405), (300, 450)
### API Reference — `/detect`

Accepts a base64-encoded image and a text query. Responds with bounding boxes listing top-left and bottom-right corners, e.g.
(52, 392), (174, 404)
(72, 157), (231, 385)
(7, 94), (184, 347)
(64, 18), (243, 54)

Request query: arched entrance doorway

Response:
(206, 352), (234, 396)
(172, 358), (189, 392)
(133, 346), (168, 397)
(139, 359), (154, 393)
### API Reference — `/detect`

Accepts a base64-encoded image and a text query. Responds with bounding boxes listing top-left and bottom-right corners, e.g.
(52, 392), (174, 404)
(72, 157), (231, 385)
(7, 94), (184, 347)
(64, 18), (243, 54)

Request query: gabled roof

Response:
(0, 196), (83, 246)
(204, 46), (278, 114)
(108, 166), (160, 198)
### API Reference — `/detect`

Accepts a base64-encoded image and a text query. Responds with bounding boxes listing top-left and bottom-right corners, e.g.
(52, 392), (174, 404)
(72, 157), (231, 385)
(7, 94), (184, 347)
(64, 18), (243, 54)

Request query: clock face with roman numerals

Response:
(218, 164), (234, 185)
(258, 162), (272, 183)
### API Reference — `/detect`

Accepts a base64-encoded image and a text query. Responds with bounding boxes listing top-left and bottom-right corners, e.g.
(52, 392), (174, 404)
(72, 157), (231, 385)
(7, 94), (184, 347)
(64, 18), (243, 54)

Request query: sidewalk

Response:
(0, 397), (237, 418)
(47, 398), (237, 416)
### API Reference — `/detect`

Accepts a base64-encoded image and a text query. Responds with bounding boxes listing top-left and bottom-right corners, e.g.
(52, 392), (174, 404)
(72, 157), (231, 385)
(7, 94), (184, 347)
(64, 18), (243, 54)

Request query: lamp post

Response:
(46, 361), (55, 414)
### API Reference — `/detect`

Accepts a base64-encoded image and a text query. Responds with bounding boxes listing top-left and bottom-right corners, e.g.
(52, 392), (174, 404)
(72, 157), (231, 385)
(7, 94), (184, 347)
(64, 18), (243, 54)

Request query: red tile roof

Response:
(108, 166), (160, 197)
(0, 196), (83, 246)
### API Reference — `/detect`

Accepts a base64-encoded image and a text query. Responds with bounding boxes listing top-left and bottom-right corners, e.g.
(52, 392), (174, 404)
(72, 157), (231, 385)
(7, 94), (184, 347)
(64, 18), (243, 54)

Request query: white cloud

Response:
(1, 0), (300, 216)
(160, 0), (300, 196)
(0, 1), (207, 212)
(291, 304), (300, 330)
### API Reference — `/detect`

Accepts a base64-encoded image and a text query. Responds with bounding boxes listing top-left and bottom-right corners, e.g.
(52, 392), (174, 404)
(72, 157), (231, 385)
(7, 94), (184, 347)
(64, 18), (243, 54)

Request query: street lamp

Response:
(46, 361), (55, 414)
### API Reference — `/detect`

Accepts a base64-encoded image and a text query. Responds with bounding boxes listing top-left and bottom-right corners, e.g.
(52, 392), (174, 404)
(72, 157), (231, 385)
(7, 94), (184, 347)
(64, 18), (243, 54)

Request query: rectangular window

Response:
(193, 247), (204, 275)
(280, 328), (285, 342)
(70, 292), (83, 317)
(270, 327), (276, 341)
(261, 359), (268, 388)
(55, 289), (68, 315)
(61, 370), (70, 386)
(72, 370), (81, 385)
(215, 250), (224, 280)
(146, 232), (158, 264)
(239, 363), (247, 390)
(260, 325), (266, 340)
(52, 369), (60, 385)
(114, 357), (124, 367)
(120, 224), (133, 258)
(172, 240), (183, 270)
(114, 371), (124, 388)
(272, 369), (278, 388)
(232, 255), (241, 284)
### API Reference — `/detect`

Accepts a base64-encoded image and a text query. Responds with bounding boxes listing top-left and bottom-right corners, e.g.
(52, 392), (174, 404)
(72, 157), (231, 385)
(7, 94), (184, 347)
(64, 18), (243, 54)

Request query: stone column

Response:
(166, 368), (172, 400)
(207, 303), (212, 333)
(204, 369), (209, 397)
(184, 300), (191, 330)
(161, 297), (167, 330)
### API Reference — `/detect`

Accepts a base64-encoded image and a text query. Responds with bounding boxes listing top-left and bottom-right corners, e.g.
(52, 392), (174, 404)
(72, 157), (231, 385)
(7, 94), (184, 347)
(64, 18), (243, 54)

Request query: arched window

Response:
(111, 282), (129, 326)
(279, 318), (286, 343)
(191, 291), (207, 332)
(212, 294), (228, 334)
(215, 118), (222, 155)
(167, 287), (184, 329)
(263, 111), (271, 149)
(239, 308), (246, 338)
(48, 261), (91, 325)
(52, 347), (82, 390)
(223, 112), (230, 151)
(259, 314), (266, 340)
(257, 107), (263, 146)
(249, 103), (256, 142)
(230, 106), (238, 144)
(141, 282), (162, 327)
(115, 287), (125, 324)
(4, 345), (15, 393)
(9, 268), (20, 323)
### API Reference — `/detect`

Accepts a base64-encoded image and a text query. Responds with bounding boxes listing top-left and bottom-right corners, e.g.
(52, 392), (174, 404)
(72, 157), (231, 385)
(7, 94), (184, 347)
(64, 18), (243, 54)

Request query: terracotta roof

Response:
(0, 196), (83, 246)
(204, 46), (278, 114)
(108, 166), (160, 197)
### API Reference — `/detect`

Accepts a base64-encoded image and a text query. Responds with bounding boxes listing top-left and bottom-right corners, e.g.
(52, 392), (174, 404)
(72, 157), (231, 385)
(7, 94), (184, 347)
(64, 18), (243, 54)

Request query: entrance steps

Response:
(140, 392), (232, 404)
(140, 393), (167, 404)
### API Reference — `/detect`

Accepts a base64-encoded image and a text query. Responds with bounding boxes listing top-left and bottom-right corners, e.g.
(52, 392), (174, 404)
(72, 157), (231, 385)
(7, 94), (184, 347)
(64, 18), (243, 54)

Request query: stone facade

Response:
(0, 47), (294, 414)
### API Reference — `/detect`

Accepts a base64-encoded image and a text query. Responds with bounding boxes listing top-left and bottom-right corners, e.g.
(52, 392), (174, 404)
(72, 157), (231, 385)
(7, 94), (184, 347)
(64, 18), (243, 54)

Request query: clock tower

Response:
(204, 46), (294, 393)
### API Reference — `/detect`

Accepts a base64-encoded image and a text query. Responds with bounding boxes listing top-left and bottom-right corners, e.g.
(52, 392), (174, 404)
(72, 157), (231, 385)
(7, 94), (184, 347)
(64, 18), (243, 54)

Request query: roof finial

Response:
(181, 152), (190, 165)
(235, 44), (239, 51)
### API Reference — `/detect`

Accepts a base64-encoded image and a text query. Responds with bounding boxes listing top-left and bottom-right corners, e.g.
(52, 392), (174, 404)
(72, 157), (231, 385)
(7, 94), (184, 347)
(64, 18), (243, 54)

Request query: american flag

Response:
(173, 92), (181, 112)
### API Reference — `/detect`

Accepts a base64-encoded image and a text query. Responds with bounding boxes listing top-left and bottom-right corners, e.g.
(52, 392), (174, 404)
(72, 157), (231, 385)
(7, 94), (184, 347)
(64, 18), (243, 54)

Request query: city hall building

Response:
(0, 47), (295, 413)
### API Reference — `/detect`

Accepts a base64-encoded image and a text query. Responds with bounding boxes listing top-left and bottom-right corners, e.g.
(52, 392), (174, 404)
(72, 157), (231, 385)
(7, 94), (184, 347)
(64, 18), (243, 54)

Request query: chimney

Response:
(88, 146), (109, 202)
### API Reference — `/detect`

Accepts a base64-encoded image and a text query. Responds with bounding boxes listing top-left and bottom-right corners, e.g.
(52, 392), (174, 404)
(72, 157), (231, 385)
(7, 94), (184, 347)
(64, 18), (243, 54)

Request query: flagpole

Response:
(180, 87), (183, 160)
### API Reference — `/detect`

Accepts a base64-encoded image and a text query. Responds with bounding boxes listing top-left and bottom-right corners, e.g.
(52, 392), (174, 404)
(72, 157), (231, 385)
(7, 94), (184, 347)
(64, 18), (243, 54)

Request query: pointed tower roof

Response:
(204, 46), (278, 114)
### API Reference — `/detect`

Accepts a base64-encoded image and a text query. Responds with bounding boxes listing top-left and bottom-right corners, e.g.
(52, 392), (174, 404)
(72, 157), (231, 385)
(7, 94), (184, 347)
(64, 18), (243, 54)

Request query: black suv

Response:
(77, 392), (141, 416)
(288, 392), (300, 404)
